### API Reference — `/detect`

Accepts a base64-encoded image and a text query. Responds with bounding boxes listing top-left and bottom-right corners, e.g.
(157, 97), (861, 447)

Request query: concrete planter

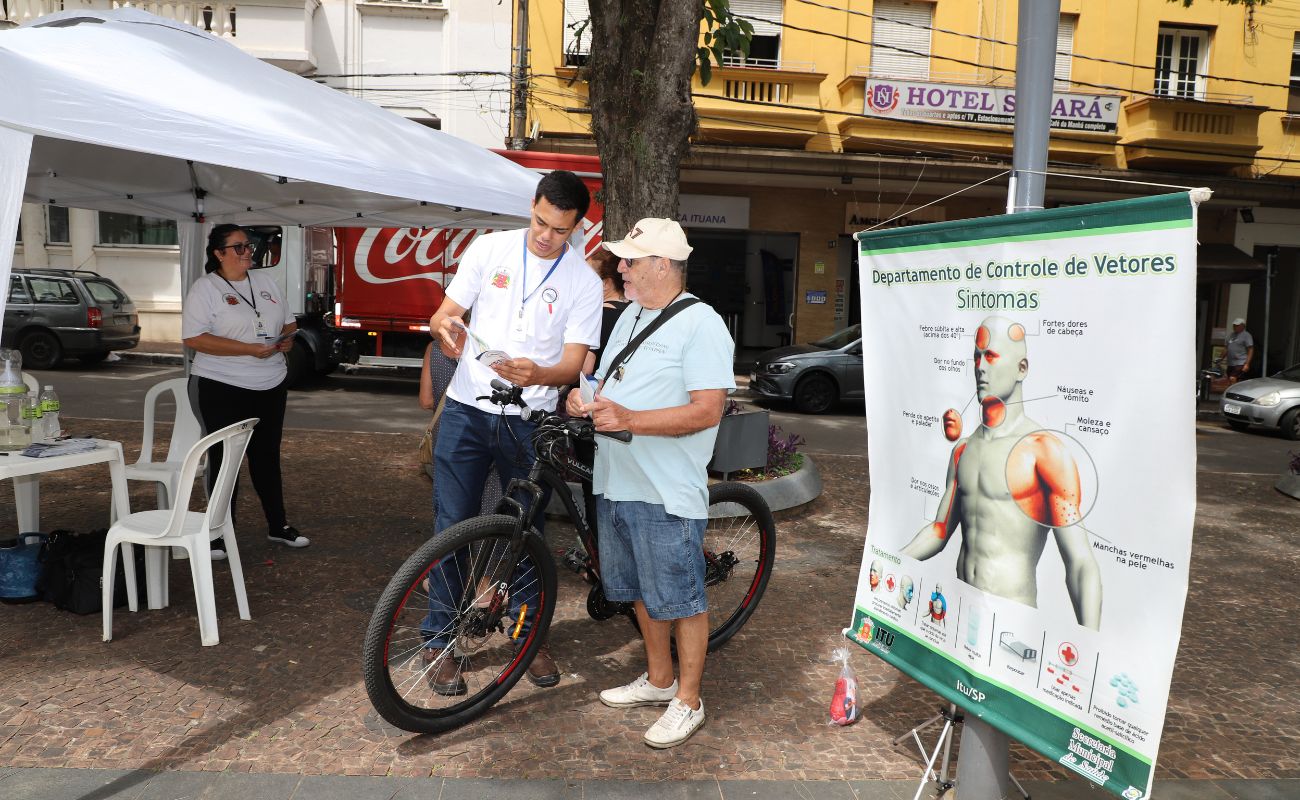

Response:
(720, 454), (824, 515)
(709, 408), (770, 475)
(548, 455), (824, 520)
(1275, 472), (1300, 500)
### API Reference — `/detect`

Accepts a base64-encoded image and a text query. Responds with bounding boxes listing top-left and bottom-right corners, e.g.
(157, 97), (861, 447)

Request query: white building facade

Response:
(5, 0), (513, 342)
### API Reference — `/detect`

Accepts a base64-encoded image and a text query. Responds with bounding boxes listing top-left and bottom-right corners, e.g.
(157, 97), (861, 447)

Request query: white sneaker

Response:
(599, 672), (678, 708)
(644, 697), (705, 749)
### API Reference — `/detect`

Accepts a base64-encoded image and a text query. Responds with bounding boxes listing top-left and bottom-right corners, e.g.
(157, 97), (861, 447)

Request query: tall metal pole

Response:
(1005, 0), (1061, 214)
(1264, 248), (1276, 377)
(508, 0), (530, 150)
(969, 1), (1059, 798)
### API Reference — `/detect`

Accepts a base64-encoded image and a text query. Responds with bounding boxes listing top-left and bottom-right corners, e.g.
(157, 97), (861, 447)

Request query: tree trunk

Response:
(587, 0), (698, 240)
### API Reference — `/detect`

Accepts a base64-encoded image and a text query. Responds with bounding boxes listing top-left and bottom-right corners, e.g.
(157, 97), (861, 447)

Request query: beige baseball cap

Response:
(602, 218), (693, 260)
(1232, 317), (1246, 326)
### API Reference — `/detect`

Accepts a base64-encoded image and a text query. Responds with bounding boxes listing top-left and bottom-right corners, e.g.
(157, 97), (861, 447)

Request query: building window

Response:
(1154, 26), (1209, 99)
(1055, 14), (1077, 92)
(871, 0), (933, 80)
(726, 0), (784, 68)
(97, 212), (178, 246)
(1289, 34), (1300, 114)
(563, 0), (591, 68)
(46, 205), (69, 245)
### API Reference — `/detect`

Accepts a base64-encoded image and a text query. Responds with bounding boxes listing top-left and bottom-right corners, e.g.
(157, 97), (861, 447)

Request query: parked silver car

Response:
(1220, 364), (1300, 439)
(750, 324), (863, 414)
(2, 269), (140, 368)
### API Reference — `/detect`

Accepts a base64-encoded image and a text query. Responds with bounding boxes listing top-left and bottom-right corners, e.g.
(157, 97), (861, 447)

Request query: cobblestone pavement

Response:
(0, 418), (1296, 795)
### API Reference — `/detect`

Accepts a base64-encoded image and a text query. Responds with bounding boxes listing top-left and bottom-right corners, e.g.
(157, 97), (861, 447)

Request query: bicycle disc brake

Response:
(703, 550), (739, 587)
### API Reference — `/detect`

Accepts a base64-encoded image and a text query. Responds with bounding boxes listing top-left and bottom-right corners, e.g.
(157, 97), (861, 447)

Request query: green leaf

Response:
(700, 59), (712, 85)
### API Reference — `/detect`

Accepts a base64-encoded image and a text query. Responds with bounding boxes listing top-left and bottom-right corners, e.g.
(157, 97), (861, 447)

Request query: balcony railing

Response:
(721, 54), (816, 72)
(3, 0), (63, 26)
(1, 0), (239, 36)
(1121, 95), (1264, 171)
(694, 64), (828, 147)
(114, 1), (237, 36)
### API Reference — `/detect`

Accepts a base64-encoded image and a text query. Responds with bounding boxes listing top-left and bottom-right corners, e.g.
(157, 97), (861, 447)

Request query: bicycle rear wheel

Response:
(361, 514), (557, 734)
(703, 481), (776, 651)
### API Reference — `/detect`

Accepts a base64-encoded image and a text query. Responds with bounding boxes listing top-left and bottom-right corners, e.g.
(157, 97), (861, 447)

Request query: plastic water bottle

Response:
(37, 386), (60, 440)
(19, 393), (41, 441)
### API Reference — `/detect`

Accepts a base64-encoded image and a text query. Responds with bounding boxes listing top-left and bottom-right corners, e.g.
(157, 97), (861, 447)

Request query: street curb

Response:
(118, 351), (184, 366)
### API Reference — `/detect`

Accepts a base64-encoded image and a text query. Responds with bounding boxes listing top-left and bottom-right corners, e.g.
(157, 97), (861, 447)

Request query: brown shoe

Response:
(422, 647), (467, 696)
(525, 643), (560, 688)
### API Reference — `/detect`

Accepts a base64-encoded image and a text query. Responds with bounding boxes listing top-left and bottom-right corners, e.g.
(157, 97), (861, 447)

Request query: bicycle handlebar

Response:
(485, 378), (633, 443)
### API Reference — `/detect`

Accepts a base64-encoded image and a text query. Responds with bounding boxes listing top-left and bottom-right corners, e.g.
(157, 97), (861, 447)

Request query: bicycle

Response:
(362, 380), (777, 734)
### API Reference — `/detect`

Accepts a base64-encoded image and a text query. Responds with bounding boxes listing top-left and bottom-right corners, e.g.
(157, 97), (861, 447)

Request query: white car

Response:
(1220, 364), (1300, 439)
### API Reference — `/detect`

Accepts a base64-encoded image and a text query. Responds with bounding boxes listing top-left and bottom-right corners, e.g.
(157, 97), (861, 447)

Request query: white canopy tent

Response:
(0, 9), (540, 319)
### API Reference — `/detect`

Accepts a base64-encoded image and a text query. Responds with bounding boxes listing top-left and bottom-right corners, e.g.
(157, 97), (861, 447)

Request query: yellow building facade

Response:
(525, 0), (1300, 374)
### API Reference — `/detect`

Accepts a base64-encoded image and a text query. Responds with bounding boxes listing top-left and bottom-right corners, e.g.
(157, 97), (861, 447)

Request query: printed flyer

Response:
(846, 192), (1202, 800)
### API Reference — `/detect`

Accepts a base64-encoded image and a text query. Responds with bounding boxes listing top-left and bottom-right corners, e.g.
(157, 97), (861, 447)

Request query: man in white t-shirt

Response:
(420, 171), (602, 695)
(567, 218), (736, 749)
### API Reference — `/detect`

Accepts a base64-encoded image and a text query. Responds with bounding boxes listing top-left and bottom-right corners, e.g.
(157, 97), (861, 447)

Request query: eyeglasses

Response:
(220, 242), (256, 255)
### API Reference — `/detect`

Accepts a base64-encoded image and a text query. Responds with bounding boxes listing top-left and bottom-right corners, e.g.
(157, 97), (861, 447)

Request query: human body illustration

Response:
(900, 316), (1102, 631)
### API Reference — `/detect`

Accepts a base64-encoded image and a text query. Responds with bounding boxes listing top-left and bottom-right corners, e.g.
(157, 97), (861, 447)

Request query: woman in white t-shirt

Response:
(181, 224), (308, 557)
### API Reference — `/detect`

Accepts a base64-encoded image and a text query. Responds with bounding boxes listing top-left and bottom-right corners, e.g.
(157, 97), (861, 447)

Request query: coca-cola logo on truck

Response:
(350, 227), (489, 285)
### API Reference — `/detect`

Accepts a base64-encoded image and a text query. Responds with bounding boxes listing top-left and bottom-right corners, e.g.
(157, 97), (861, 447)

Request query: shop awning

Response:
(1198, 243), (1266, 283)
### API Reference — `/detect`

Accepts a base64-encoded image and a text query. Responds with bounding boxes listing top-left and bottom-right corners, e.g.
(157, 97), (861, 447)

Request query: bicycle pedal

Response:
(562, 547), (588, 574)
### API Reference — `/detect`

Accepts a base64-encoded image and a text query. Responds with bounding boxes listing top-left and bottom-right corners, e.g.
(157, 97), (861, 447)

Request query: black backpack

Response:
(36, 529), (144, 615)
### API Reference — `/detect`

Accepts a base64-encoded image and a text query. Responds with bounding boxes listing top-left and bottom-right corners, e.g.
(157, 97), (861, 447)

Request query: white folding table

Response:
(0, 437), (134, 572)
(0, 440), (132, 533)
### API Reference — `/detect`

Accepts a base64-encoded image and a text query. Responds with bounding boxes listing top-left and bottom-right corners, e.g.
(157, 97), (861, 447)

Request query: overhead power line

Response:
(730, 13), (1300, 114)
(786, 0), (1300, 93)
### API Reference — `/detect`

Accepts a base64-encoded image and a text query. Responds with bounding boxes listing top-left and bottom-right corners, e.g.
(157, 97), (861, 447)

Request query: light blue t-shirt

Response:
(592, 294), (736, 519)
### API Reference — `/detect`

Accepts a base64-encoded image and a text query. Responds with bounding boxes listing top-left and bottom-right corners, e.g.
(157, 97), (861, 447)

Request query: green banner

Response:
(848, 192), (1200, 800)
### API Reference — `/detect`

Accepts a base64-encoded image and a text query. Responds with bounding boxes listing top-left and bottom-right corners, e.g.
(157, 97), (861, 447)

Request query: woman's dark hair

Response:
(534, 170), (591, 221)
(204, 224), (246, 273)
(589, 248), (624, 296)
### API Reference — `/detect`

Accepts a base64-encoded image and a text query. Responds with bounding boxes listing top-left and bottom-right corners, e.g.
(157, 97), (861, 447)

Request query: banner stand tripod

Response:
(892, 704), (1030, 800)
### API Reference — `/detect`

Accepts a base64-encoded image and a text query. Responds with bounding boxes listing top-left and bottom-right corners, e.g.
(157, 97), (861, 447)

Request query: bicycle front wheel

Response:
(361, 514), (558, 734)
(704, 481), (776, 651)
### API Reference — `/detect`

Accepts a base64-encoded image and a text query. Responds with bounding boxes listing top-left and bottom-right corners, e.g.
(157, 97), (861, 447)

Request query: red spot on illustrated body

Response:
(1008, 323), (1025, 342)
(981, 397), (1006, 428)
(975, 325), (991, 349)
(942, 408), (962, 441)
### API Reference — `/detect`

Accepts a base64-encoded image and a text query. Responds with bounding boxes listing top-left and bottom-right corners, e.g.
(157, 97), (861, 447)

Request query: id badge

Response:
(510, 308), (527, 343)
(254, 313), (270, 339)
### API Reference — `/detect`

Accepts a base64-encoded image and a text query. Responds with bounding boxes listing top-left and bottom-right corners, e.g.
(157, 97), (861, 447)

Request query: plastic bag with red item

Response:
(828, 647), (859, 726)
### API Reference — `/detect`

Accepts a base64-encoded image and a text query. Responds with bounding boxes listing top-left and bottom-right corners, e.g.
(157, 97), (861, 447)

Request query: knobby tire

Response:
(702, 481), (776, 651)
(361, 515), (557, 734)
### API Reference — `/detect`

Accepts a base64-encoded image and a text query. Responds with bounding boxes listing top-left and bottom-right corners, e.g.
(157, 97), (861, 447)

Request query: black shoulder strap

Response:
(603, 297), (701, 382)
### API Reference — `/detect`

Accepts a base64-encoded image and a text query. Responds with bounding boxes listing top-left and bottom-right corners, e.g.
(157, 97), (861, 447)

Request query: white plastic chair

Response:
(123, 377), (203, 510)
(101, 418), (258, 647)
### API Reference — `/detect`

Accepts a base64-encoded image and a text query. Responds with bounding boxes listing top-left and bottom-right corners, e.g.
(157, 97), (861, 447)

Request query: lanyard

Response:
(219, 273), (259, 317)
(518, 239), (565, 319)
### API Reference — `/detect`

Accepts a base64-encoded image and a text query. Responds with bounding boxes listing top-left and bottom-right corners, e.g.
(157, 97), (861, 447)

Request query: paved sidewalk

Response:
(0, 419), (1295, 799)
(2, 768), (1293, 799)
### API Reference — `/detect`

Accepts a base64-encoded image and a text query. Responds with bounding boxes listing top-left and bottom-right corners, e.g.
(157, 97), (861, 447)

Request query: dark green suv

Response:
(2, 269), (140, 368)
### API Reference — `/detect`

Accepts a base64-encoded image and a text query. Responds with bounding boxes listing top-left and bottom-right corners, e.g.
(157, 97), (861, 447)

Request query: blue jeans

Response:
(424, 399), (547, 648)
(596, 497), (708, 621)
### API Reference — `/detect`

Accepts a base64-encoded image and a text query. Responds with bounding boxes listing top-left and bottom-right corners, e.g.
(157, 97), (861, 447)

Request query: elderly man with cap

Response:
(567, 218), (735, 748)
(1222, 317), (1254, 385)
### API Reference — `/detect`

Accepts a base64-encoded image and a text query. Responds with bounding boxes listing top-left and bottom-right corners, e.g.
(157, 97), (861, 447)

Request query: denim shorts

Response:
(596, 497), (707, 620)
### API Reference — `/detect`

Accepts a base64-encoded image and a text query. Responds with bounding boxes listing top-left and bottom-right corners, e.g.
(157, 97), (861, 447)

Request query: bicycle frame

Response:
(494, 422), (606, 591)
